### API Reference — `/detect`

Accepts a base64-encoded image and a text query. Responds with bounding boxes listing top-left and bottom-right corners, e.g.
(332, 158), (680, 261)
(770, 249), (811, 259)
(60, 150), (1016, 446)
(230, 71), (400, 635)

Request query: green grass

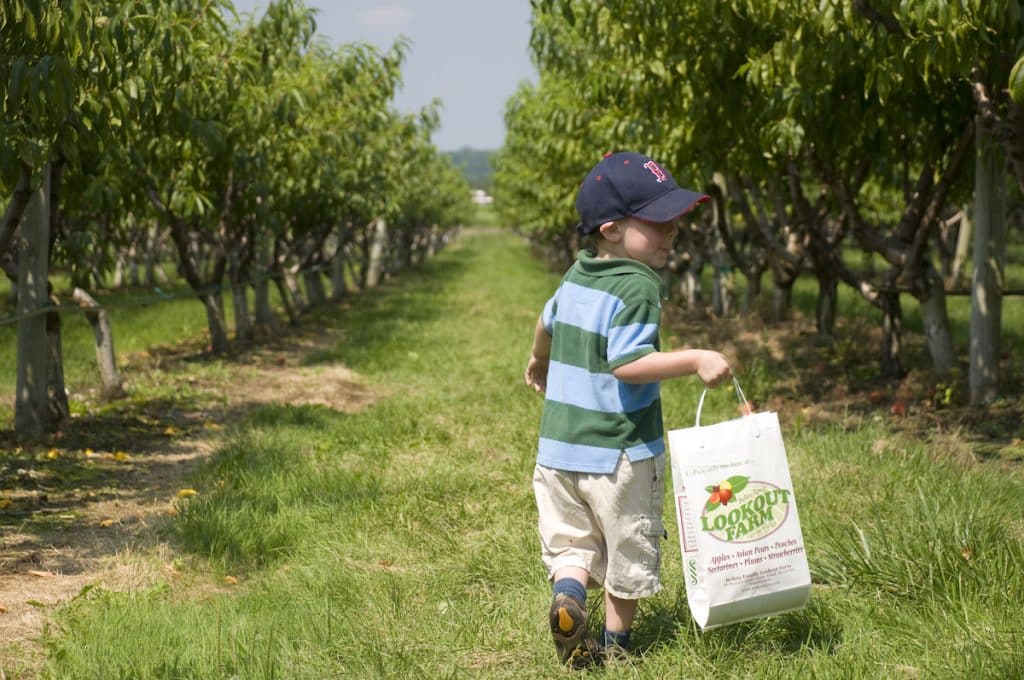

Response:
(10, 231), (1024, 678)
(468, 202), (505, 228)
(0, 281), (252, 391)
(0, 275), (306, 428)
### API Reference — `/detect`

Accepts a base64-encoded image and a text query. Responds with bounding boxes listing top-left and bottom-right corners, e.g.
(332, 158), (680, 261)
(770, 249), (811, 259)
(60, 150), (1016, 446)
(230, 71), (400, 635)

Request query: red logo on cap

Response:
(643, 160), (667, 182)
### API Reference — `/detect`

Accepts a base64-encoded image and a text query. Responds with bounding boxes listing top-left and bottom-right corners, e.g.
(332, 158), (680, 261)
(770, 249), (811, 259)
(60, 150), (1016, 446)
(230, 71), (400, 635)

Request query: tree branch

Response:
(895, 159), (935, 243)
(906, 118), (975, 274)
(817, 154), (907, 267)
(0, 163), (33, 257)
(705, 178), (748, 273)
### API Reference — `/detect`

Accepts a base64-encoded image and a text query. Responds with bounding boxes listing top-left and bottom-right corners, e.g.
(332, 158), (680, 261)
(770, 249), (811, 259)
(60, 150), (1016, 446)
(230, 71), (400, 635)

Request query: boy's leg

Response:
(604, 591), (637, 633)
(549, 567), (600, 668)
(534, 465), (605, 669)
(602, 592), (637, 657)
(591, 455), (667, 658)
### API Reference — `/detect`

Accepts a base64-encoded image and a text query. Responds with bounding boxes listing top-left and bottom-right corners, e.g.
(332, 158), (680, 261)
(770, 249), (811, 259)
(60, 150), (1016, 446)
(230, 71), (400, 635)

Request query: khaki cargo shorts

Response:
(533, 454), (666, 599)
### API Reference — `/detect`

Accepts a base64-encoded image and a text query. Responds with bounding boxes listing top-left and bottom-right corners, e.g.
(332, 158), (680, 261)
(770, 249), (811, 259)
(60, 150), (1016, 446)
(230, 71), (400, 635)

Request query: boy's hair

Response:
(575, 151), (710, 236)
(579, 230), (602, 252)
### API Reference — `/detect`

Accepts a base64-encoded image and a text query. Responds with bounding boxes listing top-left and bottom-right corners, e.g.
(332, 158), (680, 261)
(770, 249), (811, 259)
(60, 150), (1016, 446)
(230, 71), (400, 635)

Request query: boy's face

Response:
(605, 216), (678, 269)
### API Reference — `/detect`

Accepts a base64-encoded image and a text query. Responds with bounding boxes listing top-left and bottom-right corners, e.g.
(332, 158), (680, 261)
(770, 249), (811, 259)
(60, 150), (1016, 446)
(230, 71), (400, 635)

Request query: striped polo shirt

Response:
(537, 250), (664, 473)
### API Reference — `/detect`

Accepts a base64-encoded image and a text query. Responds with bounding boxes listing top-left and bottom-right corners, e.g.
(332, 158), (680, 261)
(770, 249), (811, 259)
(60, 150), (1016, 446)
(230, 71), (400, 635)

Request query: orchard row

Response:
(495, 0), (1022, 400)
(2, 0), (472, 434)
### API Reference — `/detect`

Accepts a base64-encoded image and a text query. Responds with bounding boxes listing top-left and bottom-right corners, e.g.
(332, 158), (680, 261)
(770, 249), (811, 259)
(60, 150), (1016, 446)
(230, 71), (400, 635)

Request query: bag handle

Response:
(694, 377), (759, 448)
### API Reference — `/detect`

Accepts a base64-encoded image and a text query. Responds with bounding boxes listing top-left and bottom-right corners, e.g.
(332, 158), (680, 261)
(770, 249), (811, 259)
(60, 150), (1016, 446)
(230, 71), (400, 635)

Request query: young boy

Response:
(525, 151), (732, 668)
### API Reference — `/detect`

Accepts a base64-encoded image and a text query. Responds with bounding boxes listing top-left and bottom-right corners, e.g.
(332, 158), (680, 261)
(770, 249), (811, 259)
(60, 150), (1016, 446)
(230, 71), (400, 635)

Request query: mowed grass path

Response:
(34, 231), (1024, 678)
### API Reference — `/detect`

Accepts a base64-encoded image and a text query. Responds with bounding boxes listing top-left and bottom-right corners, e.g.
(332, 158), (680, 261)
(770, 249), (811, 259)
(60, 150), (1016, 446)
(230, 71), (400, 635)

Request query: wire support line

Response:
(0, 261), (338, 327)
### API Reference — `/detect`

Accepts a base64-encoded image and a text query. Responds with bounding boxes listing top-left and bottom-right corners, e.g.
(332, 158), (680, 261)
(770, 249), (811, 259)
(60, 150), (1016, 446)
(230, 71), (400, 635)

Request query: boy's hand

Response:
(525, 354), (549, 393)
(696, 350), (732, 387)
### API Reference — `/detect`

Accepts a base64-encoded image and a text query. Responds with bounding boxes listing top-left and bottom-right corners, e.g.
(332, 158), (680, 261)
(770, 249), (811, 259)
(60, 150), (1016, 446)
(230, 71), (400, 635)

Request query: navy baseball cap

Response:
(575, 151), (710, 235)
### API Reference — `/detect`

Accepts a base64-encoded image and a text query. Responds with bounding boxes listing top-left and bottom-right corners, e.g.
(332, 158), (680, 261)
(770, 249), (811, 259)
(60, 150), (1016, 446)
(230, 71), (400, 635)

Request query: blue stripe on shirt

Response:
(607, 322), (658, 364)
(546, 360), (659, 414)
(537, 437), (665, 474)
(552, 282), (624, 335)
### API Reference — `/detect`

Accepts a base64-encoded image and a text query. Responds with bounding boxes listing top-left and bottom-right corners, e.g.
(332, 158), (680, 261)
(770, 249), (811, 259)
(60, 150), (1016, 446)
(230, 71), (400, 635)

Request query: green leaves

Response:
(1010, 53), (1024, 103)
(6, 57), (28, 115)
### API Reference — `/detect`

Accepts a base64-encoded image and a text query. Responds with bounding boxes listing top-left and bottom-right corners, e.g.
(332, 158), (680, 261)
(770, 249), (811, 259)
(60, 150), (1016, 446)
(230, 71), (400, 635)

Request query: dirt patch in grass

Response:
(0, 324), (378, 673)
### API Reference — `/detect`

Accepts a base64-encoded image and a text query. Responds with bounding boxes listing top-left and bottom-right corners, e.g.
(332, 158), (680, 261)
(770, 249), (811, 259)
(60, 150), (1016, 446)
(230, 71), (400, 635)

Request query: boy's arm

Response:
(612, 348), (731, 387)
(525, 315), (552, 393)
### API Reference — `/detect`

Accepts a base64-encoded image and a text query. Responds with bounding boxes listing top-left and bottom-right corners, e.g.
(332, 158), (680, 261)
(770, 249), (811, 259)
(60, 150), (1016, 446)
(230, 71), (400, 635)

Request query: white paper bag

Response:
(668, 380), (811, 630)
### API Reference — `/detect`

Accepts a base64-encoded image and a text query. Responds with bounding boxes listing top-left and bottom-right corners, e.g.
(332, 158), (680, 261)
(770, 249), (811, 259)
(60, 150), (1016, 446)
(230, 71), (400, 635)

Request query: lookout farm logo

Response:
(700, 476), (792, 543)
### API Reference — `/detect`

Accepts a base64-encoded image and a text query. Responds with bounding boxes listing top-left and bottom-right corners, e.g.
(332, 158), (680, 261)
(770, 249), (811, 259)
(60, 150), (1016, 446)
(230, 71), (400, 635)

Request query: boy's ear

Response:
(597, 221), (621, 242)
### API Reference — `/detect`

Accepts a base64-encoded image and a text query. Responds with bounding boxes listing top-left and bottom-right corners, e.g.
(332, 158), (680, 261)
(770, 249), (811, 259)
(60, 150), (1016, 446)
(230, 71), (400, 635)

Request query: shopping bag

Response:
(667, 379), (811, 630)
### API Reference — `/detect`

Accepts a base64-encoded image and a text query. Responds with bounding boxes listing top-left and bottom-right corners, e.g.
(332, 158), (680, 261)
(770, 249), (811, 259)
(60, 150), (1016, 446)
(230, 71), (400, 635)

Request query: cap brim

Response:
(632, 188), (710, 223)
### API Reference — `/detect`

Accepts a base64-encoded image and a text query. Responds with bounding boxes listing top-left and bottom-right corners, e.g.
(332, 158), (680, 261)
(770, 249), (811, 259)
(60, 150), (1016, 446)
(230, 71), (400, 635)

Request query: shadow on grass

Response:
(0, 396), (356, 577)
(0, 249), (464, 553)
(637, 591), (843, 658)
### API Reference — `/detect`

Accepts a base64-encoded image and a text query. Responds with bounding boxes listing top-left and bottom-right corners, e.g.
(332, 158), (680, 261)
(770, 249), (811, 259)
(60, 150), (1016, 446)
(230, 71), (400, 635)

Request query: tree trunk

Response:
(710, 242), (733, 318)
(254, 237), (278, 330)
(1, 163), (33, 260)
(72, 288), (125, 399)
(45, 289), (70, 424)
(202, 291), (230, 353)
(711, 264), (733, 317)
(128, 241), (140, 287)
(303, 267), (327, 307)
(231, 280), (253, 344)
(254, 275), (277, 330)
(366, 218), (387, 288)
(917, 263), (955, 379)
(354, 225), (372, 290)
(284, 266), (306, 312)
(113, 255), (125, 288)
(426, 225), (440, 258)
(742, 265), (764, 314)
(862, 251), (876, 280)
(396, 227), (412, 271)
(144, 226), (170, 286)
(273, 273), (300, 325)
(879, 290), (906, 378)
(331, 247), (348, 300)
(970, 121), (1007, 404)
(771, 275), (794, 322)
(43, 160), (69, 423)
(815, 270), (838, 337)
(681, 256), (703, 309)
(947, 208), (972, 289)
(15, 169), (51, 436)
(147, 186), (232, 354)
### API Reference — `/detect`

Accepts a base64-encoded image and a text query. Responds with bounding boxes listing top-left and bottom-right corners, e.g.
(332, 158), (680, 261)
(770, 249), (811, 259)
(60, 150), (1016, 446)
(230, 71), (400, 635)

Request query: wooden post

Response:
(15, 167), (50, 435)
(72, 287), (126, 399)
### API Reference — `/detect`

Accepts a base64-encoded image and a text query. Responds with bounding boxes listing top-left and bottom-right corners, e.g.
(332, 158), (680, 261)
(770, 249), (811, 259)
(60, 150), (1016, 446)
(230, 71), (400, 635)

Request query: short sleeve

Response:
(540, 293), (558, 335)
(607, 301), (660, 369)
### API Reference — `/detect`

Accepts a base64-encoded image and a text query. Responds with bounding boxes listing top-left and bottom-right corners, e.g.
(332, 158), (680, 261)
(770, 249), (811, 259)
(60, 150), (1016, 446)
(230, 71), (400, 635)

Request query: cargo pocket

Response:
(638, 515), (665, 573)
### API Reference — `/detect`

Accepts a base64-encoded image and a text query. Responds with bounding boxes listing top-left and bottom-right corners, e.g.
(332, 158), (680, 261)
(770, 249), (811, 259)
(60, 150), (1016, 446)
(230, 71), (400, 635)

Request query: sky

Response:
(230, 1), (538, 151)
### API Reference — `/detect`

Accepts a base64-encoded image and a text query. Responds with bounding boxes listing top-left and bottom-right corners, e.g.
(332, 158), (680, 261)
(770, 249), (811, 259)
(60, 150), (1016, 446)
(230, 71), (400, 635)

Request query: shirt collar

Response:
(576, 250), (664, 295)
